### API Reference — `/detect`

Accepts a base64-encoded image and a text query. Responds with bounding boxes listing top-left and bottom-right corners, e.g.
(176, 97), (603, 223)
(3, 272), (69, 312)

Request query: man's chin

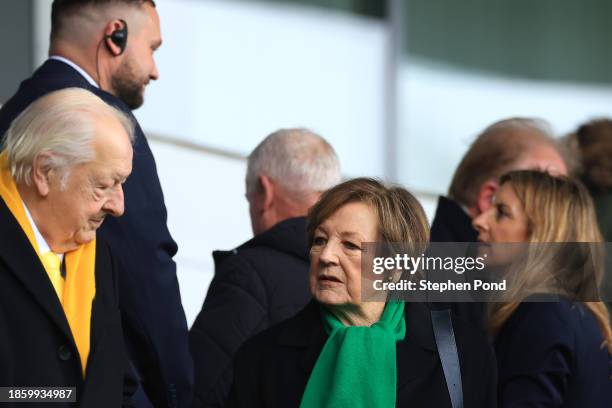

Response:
(114, 84), (145, 110)
(74, 231), (97, 246)
(126, 94), (144, 110)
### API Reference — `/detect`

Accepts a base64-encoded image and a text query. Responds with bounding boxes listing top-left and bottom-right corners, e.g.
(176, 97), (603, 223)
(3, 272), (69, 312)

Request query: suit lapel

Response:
(0, 199), (75, 343)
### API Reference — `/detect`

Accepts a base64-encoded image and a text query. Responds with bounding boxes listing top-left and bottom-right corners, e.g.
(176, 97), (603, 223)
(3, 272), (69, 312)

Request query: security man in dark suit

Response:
(0, 89), (135, 407)
(0, 1), (192, 407)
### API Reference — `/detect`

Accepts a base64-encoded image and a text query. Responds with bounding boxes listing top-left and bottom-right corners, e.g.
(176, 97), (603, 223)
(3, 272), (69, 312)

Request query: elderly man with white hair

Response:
(0, 88), (135, 407)
(0, 2), (192, 405)
(189, 128), (341, 408)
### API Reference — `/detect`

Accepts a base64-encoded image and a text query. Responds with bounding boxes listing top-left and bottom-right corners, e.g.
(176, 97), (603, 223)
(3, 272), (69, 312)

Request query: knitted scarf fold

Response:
(300, 301), (406, 408)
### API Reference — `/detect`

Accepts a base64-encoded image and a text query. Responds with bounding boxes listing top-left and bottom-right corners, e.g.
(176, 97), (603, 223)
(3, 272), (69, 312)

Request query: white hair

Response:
(2, 88), (134, 187)
(246, 128), (341, 199)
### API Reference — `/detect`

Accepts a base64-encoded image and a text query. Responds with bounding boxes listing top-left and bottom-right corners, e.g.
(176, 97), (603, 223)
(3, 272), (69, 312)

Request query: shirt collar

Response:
(22, 201), (63, 260)
(49, 56), (99, 88)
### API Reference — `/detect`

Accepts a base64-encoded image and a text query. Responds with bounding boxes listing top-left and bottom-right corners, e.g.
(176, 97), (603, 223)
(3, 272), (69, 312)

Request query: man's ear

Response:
(103, 20), (126, 57)
(259, 175), (275, 211)
(475, 179), (499, 215)
(31, 154), (52, 197)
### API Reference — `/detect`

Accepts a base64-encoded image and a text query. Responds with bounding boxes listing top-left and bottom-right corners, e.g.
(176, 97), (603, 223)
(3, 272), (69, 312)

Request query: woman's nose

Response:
(318, 240), (339, 265)
(472, 210), (490, 234)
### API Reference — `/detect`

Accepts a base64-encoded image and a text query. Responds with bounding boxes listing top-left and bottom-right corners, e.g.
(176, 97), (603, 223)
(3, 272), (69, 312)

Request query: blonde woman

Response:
(473, 170), (612, 408)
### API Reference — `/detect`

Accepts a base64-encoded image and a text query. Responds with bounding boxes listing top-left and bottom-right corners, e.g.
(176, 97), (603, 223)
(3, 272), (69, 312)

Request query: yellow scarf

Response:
(0, 152), (95, 376)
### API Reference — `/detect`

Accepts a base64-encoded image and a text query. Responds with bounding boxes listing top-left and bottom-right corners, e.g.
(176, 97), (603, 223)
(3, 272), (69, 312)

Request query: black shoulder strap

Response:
(431, 309), (463, 408)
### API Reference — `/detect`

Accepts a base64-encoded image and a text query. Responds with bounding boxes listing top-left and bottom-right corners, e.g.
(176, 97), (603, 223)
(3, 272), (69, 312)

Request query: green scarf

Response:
(300, 301), (406, 408)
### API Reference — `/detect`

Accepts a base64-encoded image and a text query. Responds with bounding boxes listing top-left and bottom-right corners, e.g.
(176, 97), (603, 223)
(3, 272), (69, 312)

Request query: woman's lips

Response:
(478, 236), (490, 244)
(318, 275), (342, 284)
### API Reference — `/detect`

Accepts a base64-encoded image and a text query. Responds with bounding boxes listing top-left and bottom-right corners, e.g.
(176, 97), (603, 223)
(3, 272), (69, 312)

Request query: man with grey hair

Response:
(189, 128), (341, 408)
(430, 117), (568, 243)
(0, 2), (192, 406)
(0, 88), (135, 406)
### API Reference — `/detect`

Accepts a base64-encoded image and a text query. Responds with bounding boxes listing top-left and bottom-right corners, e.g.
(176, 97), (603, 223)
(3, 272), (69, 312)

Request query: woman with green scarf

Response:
(227, 178), (497, 407)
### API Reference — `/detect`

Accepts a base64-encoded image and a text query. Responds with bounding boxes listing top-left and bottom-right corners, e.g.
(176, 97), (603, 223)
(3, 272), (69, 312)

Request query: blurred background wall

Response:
(1, 0), (612, 324)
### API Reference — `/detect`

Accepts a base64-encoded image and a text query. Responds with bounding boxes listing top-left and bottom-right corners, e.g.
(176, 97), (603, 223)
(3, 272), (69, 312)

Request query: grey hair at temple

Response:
(246, 128), (341, 200)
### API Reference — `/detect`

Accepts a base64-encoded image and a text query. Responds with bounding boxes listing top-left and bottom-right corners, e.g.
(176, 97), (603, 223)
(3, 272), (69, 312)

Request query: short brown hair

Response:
(449, 117), (563, 208)
(307, 178), (429, 247)
(568, 118), (612, 191)
(51, 0), (156, 40)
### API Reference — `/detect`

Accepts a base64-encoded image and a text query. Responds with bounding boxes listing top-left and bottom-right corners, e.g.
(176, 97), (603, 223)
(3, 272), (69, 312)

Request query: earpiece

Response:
(106, 19), (128, 56)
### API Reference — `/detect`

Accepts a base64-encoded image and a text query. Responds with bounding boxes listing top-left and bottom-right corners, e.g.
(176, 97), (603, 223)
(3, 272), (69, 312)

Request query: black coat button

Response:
(58, 345), (72, 361)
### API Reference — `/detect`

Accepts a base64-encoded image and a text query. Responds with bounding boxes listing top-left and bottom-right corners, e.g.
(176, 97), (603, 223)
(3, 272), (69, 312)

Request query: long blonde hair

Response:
(488, 170), (612, 354)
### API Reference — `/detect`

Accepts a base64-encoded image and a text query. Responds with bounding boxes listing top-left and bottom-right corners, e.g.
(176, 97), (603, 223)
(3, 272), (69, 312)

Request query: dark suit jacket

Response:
(0, 197), (134, 407)
(0, 59), (192, 408)
(590, 190), (612, 315)
(228, 301), (497, 408)
(430, 196), (478, 243)
(495, 300), (612, 408)
(190, 217), (312, 408)
(429, 196), (486, 330)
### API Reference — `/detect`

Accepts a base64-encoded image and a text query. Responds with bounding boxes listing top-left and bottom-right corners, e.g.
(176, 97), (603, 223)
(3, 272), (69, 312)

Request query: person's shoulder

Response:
(90, 88), (133, 115)
(507, 300), (574, 330)
(236, 218), (308, 261)
(207, 245), (287, 307)
(239, 320), (285, 353)
(216, 235), (279, 267)
(217, 230), (308, 278)
(211, 247), (266, 289)
(237, 301), (318, 357)
(497, 300), (579, 353)
(234, 245), (308, 283)
(233, 310), (296, 366)
(23, 60), (98, 96)
(234, 244), (284, 264)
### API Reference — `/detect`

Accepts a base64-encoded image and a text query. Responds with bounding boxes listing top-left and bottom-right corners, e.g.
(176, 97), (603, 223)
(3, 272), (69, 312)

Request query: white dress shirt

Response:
(23, 202), (63, 262)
